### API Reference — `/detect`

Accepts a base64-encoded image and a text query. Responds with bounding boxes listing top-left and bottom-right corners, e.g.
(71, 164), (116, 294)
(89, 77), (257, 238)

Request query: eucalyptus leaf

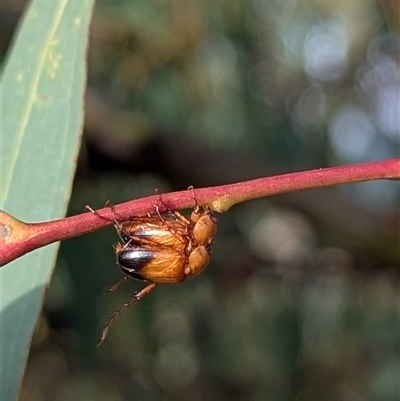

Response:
(0, 0), (94, 399)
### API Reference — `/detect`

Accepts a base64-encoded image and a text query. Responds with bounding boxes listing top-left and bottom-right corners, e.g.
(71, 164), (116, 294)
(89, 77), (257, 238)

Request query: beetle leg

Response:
(152, 191), (191, 241)
(151, 190), (194, 253)
(188, 185), (199, 209)
(86, 201), (120, 225)
(85, 204), (96, 214)
(107, 276), (129, 293)
(153, 189), (187, 223)
(152, 189), (165, 220)
(86, 202), (129, 243)
(187, 186), (203, 222)
(119, 235), (177, 251)
(153, 202), (166, 222)
(97, 283), (157, 346)
(170, 210), (191, 226)
(105, 202), (130, 242)
(104, 200), (113, 208)
(118, 230), (171, 251)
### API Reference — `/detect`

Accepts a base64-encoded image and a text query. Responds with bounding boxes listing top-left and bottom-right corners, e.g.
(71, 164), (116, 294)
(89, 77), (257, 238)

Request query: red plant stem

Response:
(1, 158), (399, 266)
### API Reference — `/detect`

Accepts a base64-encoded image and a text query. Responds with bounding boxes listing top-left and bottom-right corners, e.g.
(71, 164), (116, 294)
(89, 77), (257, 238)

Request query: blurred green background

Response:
(2, 0), (399, 400)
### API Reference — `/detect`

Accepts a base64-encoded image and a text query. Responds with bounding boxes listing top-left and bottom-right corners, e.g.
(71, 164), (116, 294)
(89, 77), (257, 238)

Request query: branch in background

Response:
(1, 158), (399, 266)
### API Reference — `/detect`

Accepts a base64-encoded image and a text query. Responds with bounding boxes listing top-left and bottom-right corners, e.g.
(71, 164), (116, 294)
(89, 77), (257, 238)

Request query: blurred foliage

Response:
(1, 0), (398, 400)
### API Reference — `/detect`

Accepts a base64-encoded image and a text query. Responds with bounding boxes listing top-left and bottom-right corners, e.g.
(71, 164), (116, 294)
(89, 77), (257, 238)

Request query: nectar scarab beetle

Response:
(88, 190), (218, 345)
(115, 240), (213, 283)
(190, 203), (218, 247)
(118, 215), (191, 252)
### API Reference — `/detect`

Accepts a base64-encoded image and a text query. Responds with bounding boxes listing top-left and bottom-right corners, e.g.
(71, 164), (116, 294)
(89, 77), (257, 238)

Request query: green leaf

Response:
(0, 0), (94, 399)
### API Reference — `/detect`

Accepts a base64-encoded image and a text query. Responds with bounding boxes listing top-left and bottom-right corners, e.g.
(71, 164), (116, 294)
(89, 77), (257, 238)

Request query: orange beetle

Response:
(93, 193), (218, 345)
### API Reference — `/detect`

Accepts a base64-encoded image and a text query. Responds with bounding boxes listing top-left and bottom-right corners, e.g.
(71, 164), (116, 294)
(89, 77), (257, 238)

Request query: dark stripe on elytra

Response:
(118, 248), (156, 272)
(117, 248), (156, 274)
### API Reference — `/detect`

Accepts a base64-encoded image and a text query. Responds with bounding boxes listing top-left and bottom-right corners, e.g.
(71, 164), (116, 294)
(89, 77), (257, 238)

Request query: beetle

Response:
(98, 239), (213, 345)
(117, 215), (191, 251)
(89, 192), (218, 345)
(189, 202), (218, 247)
(116, 199), (218, 251)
